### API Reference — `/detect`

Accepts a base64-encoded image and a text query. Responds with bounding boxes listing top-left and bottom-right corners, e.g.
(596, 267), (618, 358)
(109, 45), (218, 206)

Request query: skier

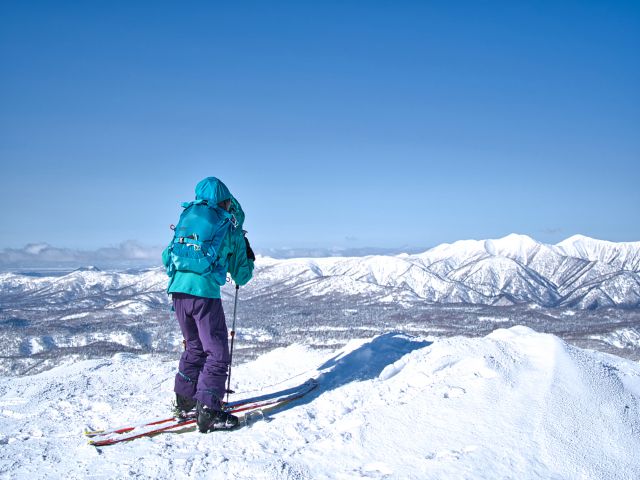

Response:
(162, 177), (255, 432)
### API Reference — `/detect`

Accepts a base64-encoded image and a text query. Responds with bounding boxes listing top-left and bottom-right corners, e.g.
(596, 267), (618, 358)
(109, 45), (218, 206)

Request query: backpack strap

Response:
(181, 199), (207, 209)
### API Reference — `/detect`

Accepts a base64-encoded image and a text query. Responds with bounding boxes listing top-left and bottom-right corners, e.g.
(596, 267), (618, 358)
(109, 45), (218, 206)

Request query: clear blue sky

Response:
(1, 1), (639, 252)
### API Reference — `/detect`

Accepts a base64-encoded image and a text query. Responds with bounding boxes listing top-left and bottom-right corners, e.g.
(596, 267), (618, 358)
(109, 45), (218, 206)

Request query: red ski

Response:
(86, 378), (317, 447)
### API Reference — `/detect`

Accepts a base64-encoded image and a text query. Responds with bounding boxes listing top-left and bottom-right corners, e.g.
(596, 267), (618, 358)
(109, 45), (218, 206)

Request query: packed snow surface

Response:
(1, 326), (639, 479)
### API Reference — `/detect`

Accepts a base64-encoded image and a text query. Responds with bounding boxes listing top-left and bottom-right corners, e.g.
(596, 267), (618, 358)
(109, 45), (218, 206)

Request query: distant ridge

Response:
(1, 234), (639, 310)
(252, 234), (640, 309)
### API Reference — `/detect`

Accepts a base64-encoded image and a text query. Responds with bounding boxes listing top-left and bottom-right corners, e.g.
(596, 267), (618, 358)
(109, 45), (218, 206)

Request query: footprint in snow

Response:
(358, 461), (393, 478)
(433, 385), (466, 399)
(425, 445), (478, 461)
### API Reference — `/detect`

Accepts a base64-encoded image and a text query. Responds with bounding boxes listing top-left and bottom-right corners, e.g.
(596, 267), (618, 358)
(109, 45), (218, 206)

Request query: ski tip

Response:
(88, 439), (108, 447)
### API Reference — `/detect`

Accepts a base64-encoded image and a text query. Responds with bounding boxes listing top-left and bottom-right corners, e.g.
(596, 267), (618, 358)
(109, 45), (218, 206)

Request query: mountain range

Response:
(247, 233), (640, 309)
(2, 233), (639, 376)
(2, 234), (639, 312)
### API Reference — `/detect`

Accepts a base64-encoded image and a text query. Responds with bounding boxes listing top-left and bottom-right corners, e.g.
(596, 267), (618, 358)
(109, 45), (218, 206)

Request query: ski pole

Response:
(225, 283), (240, 403)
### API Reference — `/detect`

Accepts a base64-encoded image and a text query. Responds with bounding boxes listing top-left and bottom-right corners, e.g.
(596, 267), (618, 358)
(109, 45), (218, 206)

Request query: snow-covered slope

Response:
(247, 234), (640, 308)
(2, 234), (639, 376)
(0, 267), (167, 314)
(556, 235), (640, 272)
(0, 327), (638, 479)
(2, 234), (639, 311)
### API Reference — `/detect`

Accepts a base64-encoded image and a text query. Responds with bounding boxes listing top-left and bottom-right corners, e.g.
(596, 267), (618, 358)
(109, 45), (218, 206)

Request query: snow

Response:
(1, 327), (639, 479)
(591, 328), (640, 349)
(105, 299), (151, 315)
(555, 235), (640, 272)
(3, 234), (640, 313)
(247, 234), (640, 308)
(59, 313), (90, 321)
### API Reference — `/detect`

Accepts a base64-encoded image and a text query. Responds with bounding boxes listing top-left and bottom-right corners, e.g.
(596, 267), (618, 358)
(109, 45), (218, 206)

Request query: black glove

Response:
(244, 236), (256, 261)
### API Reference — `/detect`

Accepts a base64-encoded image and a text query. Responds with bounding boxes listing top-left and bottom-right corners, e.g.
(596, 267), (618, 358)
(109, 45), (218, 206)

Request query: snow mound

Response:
(1, 327), (639, 479)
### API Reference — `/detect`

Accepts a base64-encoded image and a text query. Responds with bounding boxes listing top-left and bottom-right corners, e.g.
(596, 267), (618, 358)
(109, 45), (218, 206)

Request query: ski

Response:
(84, 378), (317, 438)
(86, 378), (317, 447)
(84, 412), (194, 438)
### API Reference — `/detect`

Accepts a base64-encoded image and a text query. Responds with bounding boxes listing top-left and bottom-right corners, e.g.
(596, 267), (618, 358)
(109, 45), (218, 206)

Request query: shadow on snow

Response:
(268, 332), (432, 415)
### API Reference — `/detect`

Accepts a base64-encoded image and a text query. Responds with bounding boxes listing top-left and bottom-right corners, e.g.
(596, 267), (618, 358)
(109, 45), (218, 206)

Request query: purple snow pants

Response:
(172, 293), (230, 410)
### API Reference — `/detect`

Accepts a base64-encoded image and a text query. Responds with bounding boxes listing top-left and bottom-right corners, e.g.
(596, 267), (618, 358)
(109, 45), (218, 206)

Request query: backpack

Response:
(166, 199), (238, 286)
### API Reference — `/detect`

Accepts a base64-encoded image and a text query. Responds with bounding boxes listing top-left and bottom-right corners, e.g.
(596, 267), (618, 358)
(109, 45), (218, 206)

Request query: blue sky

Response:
(1, 1), (639, 255)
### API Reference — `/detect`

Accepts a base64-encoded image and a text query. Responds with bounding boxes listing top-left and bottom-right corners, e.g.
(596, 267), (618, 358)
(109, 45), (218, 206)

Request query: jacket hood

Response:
(195, 177), (232, 205)
(230, 196), (245, 228)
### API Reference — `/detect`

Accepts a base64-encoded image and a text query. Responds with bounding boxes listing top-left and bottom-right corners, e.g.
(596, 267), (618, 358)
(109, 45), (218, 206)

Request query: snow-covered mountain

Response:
(556, 234), (640, 271)
(1, 327), (639, 479)
(2, 234), (639, 311)
(0, 267), (167, 314)
(250, 233), (640, 309)
(2, 234), (639, 376)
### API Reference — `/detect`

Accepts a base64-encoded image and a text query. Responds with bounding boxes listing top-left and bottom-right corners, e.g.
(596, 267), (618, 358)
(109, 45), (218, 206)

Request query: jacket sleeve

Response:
(162, 240), (174, 268)
(226, 230), (254, 286)
(162, 245), (170, 268)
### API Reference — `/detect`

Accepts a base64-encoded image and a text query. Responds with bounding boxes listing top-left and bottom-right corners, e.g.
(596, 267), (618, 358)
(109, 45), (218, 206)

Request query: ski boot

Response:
(196, 401), (239, 432)
(173, 393), (197, 419)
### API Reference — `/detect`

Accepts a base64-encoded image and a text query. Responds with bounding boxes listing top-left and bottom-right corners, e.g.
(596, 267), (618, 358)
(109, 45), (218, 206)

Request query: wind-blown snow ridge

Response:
(1, 327), (639, 479)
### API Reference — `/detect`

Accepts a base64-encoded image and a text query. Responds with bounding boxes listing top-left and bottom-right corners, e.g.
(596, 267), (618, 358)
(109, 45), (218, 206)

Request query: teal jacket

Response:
(162, 177), (254, 298)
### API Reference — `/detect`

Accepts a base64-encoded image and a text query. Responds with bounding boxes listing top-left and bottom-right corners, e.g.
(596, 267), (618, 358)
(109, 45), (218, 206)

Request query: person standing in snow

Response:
(162, 177), (255, 432)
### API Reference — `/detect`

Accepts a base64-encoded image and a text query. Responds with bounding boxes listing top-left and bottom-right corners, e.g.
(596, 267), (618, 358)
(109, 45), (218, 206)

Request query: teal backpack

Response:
(166, 199), (238, 286)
